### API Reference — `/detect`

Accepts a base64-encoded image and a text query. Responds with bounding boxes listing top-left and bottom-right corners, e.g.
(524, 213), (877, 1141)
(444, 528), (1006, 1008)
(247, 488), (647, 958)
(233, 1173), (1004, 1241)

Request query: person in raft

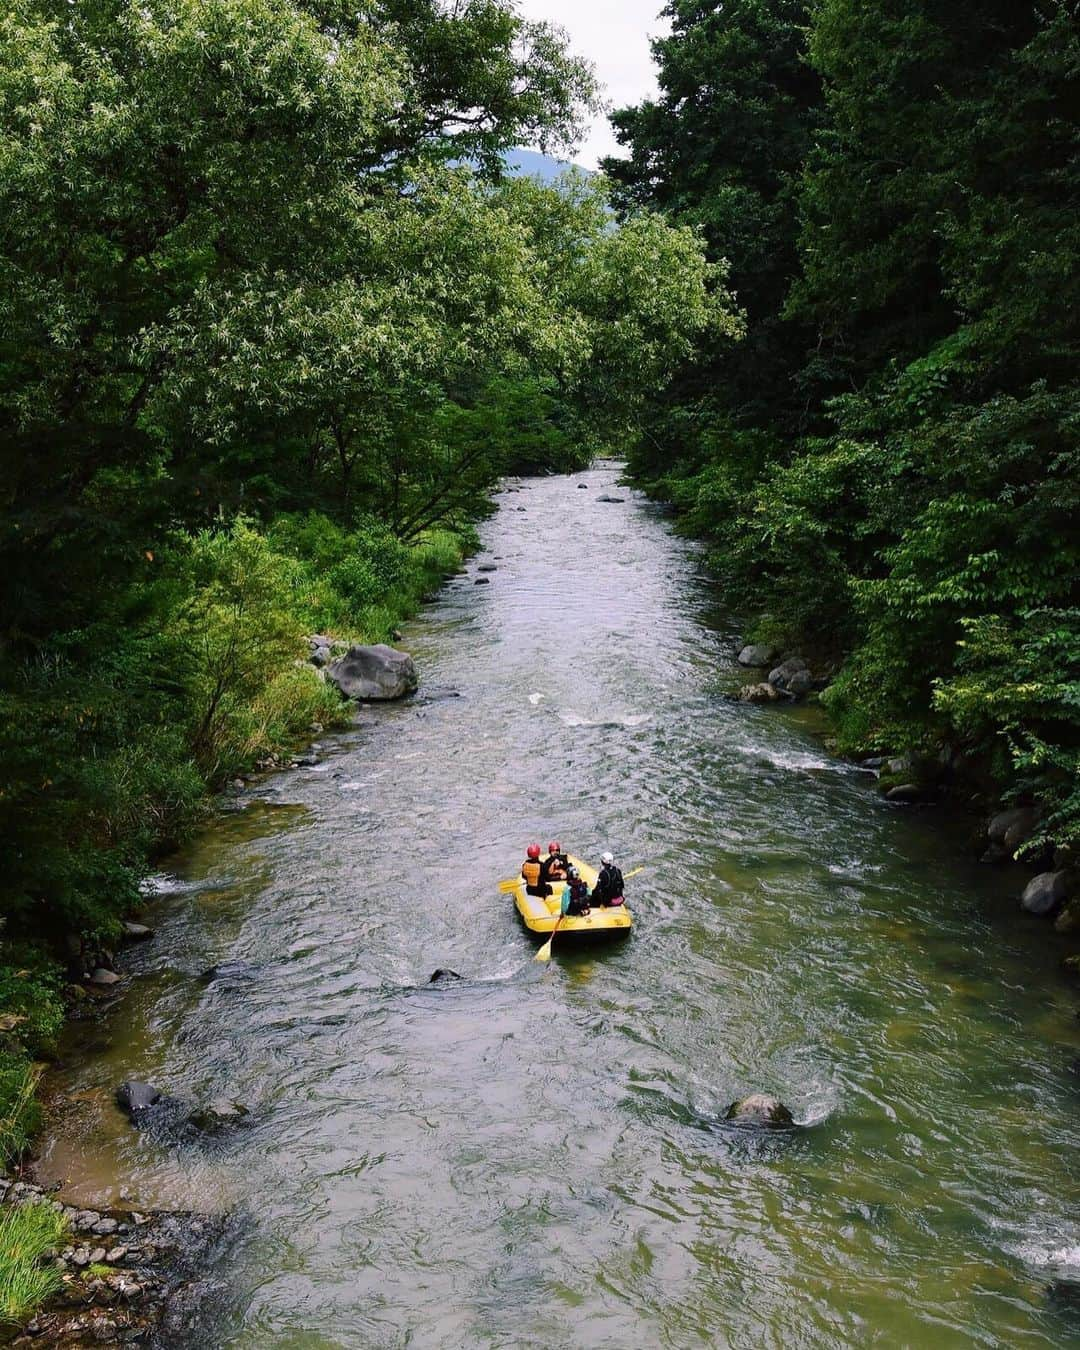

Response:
(521, 843), (550, 897)
(592, 851), (625, 908)
(562, 866), (591, 917)
(540, 840), (568, 886)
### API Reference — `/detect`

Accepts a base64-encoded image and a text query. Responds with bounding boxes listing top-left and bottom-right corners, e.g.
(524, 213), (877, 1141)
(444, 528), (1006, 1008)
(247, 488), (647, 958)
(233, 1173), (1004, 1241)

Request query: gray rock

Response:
(308, 634), (332, 651)
(115, 1082), (161, 1115)
(1021, 871), (1074, 918)
(737, 643), (780, 668)
(74, 1210), (101, 1229)
(72, 1247), (91, 1267)
(93, 1217), (119, 1236)
(309, 646), (331, 668)
(724, 1093), (795, 1129)
(90, 1246), (106, 1264)
(886, 783), (925, 804)
(767, 657), (809, 689)
(477, 563), (497, 572)
(88, 968), (121, 986)
(1054, 901), (1080, 935)
(787, 669), (813, 697)
(326, 644), (418, 701)
(577, 483), (589, 488)
(596, 493), (626, 503)
(474, 577), (490, 585)
(122, 922), (153, 941)
(516, 505), (527, 511)
(860, 756), (885, 770)
(429, 969), (462, 983)
(886, 755), (913, 776)
(105, 1247), (127, 1263)
(738, 682), (781, 704)
(987, 806), (1039, 846)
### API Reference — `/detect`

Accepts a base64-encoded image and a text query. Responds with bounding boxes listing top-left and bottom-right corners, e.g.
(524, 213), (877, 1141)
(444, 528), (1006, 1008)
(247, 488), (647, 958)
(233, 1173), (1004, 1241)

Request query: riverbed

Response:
(39, 465), (1080, 1346)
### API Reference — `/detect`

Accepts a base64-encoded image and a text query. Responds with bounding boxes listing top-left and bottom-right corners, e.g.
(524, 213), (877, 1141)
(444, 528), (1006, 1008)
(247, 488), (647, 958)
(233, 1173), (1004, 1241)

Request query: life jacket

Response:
(566, 878), (589, 912)
(521, 858), (541, 887)
(599, 863), (624, 900)
(541, 854), (566, 882)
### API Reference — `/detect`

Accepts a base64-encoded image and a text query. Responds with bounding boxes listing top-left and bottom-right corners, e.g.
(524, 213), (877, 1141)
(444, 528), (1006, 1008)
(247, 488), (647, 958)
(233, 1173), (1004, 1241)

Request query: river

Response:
(39, 465), (1080, 1347)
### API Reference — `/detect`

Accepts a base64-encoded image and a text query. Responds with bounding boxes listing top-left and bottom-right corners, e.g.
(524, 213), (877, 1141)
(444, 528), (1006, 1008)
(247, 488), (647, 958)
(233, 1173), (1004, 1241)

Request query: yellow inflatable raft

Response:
(507, 854), (633, 940)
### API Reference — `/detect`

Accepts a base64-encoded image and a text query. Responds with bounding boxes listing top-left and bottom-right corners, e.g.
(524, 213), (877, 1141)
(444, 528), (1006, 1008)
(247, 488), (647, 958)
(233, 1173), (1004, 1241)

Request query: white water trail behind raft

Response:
(40, 465), (1080, 1347)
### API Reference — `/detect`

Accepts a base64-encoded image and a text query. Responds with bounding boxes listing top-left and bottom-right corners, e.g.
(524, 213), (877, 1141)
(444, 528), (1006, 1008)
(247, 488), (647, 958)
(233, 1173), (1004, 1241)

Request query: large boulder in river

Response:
(987, 805), (1040, 854)
(737, 643), (780, 668)
(1021, 870), (1075, 918)
(724, 1093), (794, 1130)
(116, 1081), (161, 1115)
(327, 644), (417, 701)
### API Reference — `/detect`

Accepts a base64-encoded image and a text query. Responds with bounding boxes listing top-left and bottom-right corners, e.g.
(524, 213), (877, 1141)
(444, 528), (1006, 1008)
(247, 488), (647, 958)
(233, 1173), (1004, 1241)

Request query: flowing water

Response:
(40, 466), (1080, 1347)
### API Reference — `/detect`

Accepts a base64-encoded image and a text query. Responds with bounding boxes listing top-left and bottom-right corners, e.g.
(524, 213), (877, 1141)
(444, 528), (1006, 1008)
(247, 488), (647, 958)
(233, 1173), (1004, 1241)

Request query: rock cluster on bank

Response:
(5, 1178), (232, 1348)
(734, 645), (821, 704)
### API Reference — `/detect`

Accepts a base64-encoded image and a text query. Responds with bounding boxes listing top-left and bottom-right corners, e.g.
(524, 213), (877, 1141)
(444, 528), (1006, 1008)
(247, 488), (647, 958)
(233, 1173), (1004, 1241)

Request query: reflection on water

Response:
(39, 467), (1080, 1347)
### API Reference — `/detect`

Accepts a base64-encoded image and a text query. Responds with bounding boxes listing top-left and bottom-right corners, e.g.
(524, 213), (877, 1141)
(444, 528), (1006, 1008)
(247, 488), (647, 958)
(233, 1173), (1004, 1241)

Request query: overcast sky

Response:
(516, 0), (669, 169)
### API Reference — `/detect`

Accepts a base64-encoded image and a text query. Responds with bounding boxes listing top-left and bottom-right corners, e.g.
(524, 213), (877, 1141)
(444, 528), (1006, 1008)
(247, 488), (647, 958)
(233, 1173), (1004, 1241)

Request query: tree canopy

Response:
(610, 0), (1080, 852)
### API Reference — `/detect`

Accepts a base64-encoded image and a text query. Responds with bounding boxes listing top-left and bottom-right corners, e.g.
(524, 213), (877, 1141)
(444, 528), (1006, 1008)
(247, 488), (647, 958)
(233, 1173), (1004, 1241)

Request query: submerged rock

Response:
(474, 577), (491, 585)
(200, 960), (260, 985)
(724, 1093), (795, 1129)
(428, 969), (462, 984)
(327, 644), (418, 701)
(187, 1100), (250, 1134)
(596, 493), (625, 503)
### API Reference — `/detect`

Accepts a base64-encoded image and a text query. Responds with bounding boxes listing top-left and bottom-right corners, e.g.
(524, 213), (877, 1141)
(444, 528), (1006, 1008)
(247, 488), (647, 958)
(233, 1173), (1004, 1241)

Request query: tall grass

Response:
(0, 1057), (41, 1171)
(0, 1201), (67, 1325)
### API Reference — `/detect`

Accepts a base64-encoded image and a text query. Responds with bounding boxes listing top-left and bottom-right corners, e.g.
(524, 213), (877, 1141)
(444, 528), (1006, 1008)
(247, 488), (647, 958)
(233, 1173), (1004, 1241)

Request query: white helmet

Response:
(601, 851), (614, 865)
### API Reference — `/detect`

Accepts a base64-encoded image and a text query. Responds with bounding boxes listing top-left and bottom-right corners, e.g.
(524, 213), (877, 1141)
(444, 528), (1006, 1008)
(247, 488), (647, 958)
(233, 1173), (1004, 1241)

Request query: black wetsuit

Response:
(593, 862), (625, 907)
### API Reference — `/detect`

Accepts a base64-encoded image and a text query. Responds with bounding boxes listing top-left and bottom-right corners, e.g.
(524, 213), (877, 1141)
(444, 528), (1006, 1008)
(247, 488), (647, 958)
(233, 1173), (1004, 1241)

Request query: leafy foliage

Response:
(612, 0), (1080, 842)
(0, 0), (726, 1150)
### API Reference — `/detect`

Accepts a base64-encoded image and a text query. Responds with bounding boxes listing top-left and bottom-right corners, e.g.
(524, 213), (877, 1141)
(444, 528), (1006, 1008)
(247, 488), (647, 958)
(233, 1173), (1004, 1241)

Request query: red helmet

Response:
(526, 843), (541, 859)
(547, 840), (561, 854)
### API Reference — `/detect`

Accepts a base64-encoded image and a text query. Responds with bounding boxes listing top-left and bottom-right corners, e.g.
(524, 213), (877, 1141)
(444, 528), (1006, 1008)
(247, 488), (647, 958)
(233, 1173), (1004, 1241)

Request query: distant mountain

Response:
(503, 148), (594, 183)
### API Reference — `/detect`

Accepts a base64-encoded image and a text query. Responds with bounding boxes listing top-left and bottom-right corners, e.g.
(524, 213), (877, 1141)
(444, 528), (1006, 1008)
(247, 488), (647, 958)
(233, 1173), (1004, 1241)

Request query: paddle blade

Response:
(534, 937), (554, 962)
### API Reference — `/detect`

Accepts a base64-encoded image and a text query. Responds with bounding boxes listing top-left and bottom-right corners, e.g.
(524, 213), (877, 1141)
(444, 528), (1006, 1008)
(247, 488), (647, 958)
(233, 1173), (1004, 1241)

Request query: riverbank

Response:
(719, 628), (1080, 970)
(0, 1177), (233, 1347)
(0, 513), (477, 1330)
